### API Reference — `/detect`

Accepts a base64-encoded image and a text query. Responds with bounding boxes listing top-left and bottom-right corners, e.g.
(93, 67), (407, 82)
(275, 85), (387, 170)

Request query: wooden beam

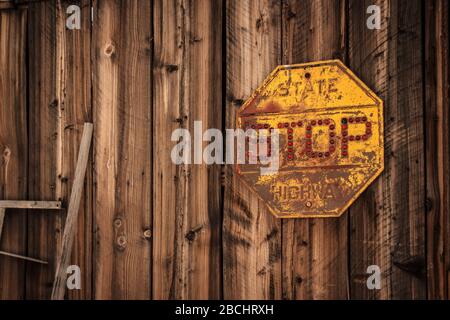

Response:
(0, 200), (62, 209)
(51, 122), (92, 300)
(0, 250), (47, 265)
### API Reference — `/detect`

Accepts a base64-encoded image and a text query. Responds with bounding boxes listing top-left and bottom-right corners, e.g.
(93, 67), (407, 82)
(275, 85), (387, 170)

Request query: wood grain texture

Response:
(0, 8), (27, 300)
(348, 0), (426, 299)
(25, 1), (60, 299)
(424, 0), (449, 300)
(281, 0), (349, 300)
(93, 0), (152, 299)
(26, 0), (60, 299)
(1, 0), (449, 301)
(52, 123), (92, 300)
(152, 0), (223, 299)
(0, 201), (61, 209)
(223, 0), (282, 300)
(55, 0), (93, 300)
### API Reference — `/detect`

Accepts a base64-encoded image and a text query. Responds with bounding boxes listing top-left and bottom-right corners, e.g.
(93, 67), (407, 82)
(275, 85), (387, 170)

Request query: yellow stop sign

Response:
(236, 60), (384, 218)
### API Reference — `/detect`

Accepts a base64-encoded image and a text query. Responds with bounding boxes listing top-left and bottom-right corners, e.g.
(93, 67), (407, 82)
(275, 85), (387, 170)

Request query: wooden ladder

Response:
(0, 123), (93, 300)
(0, 201), (62, 264)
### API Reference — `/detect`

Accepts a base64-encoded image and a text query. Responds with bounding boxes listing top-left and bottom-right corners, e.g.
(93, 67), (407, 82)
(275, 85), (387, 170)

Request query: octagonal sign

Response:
(236, 60), (384, 218)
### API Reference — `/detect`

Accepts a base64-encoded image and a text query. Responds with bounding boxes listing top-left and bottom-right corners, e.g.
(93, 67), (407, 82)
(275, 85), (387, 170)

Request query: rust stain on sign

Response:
(236, 60), (384, 218)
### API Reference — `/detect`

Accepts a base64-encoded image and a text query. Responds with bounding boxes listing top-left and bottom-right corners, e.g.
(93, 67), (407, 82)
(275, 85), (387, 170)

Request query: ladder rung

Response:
(0, 250), (48, 264)
(0, 200), (62, 210)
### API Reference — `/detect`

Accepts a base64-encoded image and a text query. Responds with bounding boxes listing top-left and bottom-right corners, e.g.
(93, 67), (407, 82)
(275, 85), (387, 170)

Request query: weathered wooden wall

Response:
(0, 0), (448, 300)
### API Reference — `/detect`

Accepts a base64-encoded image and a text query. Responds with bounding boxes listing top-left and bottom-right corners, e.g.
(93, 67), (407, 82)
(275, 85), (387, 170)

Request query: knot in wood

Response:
(116, 235), (127, 249)
(114, 218), (122, 228)
(104, 43), (115, 57)
(2, 147), (11, 159)
(143, 229), (152, 240)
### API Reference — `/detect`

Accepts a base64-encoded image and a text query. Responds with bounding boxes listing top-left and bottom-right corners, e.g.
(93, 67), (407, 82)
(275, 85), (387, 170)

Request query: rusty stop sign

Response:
(236, 60), (384, 218)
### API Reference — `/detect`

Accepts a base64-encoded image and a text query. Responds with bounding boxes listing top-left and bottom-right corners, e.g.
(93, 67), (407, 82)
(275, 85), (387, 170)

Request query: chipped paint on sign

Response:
(236, 60), (384, 218)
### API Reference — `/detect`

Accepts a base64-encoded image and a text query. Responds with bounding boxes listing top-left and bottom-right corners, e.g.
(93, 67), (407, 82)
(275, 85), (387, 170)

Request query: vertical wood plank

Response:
(0, 8), (27, 300)
(152, 0), (223, 299)
(348, 0), (426, 299)
(55, 0), (93, 300)
(151, 0), (178, 299)
(347, 0), (390, 299)
(281, 0), (349, 300)
(26, 0), (60, 299)
(93, 0), (152, 299)
(223, 0), (282, 300)
(424, 0), (449, 300)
